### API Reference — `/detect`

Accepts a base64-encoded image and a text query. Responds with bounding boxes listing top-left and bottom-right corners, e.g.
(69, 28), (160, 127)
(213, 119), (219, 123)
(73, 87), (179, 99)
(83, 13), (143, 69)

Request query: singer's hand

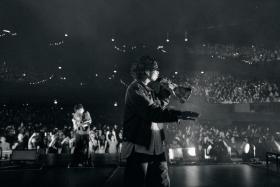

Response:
(178, 111), (200, 120)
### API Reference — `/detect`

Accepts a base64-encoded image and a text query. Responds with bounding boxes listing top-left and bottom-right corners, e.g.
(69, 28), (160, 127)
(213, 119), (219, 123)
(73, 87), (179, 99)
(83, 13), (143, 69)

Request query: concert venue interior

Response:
(1, 0), (280, 186)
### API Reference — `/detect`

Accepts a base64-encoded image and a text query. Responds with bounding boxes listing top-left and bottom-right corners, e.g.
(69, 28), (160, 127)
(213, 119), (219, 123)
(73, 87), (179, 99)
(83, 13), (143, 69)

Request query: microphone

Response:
(151, 77), (192, 103)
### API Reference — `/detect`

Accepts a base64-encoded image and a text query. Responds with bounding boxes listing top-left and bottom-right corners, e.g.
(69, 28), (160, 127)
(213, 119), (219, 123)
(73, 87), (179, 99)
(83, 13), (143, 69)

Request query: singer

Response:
(122, 56), (199, 187)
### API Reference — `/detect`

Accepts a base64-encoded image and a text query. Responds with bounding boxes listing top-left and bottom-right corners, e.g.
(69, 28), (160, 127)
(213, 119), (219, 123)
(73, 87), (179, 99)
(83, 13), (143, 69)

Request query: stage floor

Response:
(0, 164), (279, 187)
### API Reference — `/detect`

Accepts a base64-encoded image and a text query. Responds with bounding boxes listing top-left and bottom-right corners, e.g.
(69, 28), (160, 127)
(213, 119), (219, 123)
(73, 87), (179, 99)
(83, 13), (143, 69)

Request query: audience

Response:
(165, 120), (280, 160)
(189, 43), (280, 64)
(1, 68), (280, 162)
(1, 109), (280, 162)
(0, 136), (10, 151)
(170, 71), (280, 103)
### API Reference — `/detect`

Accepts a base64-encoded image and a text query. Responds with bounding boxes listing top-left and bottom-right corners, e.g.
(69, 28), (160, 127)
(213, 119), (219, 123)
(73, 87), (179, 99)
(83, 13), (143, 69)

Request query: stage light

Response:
(113, 70), (117, 74)
(242, 143), (256, 161)
(166, 32), (170, 43)
(168, 148), (183, 162)
(95, 74), (98, 77)
(58, 66), (62, 70)
(244, 143), (250, 154)
(201, 71), (204, 74)
(2, 29), (11, 33)
(204, 145), (212, 159)
(187, 147), (196, 157)
(174, 71), (178, 75)
(111, 38), (115, 42)
(273, 140), (280, 152)
(184, 31), (188, 42)
(168, 149), (174, 160)
(64, 33), (68, 37)
(233, 52), (239, 57)
(54, 100), (58, 105)
(114, 102), (118, 107)
(22, 73), (26, 77)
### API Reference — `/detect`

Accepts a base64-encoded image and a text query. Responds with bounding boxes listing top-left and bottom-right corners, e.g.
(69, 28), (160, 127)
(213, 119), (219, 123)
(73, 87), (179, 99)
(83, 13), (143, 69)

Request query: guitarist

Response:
(71, 104), (92, 167)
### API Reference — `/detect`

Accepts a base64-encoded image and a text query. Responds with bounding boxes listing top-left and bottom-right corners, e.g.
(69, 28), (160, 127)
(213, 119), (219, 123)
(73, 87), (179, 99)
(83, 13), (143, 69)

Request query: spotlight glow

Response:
(187, 147), (196, 157)
(168, 149), (174, 160)
(244, 143), (250, 154)
(3, 29), (11, 33)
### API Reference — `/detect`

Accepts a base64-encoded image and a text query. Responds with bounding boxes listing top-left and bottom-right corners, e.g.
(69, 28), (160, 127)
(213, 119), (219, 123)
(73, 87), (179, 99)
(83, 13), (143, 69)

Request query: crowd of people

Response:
(171, 71), (280, 103)
(2, 62), (280, 104)
(0, 104), (123, 163)
(165, 120), (280, 161)
(1, 105), (280, 163)
(2, 51), (280, 104)
(0, 120), (123, 160)
(189, 43), (280, 64)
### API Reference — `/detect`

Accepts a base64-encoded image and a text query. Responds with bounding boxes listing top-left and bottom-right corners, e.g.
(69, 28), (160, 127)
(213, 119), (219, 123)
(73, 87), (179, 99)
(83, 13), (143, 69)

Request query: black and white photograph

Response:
(1, 0), (280, 186)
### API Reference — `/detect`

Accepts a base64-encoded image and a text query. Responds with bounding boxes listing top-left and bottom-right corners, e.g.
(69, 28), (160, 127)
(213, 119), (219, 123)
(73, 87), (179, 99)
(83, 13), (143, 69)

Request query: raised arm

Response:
(126, 85), (199, 123)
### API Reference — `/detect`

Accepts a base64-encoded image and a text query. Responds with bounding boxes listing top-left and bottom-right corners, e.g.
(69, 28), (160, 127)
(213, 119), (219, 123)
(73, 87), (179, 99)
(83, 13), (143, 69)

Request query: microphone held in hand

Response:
(149, 77), (192, 103)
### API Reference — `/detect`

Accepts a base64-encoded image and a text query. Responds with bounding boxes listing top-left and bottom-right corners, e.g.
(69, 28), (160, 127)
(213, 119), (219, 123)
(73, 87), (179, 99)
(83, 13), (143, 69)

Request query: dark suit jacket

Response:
(123, 80), (180, 148)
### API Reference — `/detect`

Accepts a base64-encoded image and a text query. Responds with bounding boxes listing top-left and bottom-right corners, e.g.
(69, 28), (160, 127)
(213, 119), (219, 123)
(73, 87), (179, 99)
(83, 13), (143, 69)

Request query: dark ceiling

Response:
(0, 0), (280, 72)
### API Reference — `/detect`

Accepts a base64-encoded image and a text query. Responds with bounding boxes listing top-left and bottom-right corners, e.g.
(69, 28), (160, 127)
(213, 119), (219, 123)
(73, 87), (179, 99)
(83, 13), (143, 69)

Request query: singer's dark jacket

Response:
(123, 80), (180, 148)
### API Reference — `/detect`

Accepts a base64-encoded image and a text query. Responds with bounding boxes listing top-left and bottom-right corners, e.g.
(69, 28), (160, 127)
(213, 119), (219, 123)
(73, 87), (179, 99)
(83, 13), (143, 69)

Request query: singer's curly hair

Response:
(74, 104), (84, 112)
(130, 56), (159, 80)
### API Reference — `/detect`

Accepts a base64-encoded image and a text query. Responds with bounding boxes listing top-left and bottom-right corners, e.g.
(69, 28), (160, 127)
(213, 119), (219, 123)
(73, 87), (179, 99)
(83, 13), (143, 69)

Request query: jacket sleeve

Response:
(127, 85), (180, 123)
(84, 112), (92, 123)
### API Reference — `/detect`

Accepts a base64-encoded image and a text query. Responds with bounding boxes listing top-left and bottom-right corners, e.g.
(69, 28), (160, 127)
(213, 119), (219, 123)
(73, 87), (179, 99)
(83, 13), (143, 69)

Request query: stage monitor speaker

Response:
(11, 150), (38, 161)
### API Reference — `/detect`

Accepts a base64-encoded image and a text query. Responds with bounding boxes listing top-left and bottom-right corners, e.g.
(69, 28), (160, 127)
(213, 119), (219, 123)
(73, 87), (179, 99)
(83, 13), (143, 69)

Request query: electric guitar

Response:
(72, 113), (92, 132)
(75, 120), (91, 131)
